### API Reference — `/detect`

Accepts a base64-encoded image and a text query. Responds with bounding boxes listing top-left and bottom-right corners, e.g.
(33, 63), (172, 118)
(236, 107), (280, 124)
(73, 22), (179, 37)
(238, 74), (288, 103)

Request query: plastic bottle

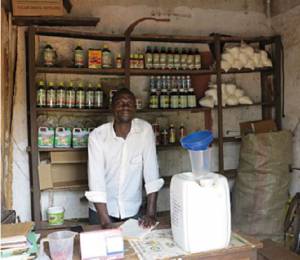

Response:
(161, 129), (168, 145)
(180, 48), (188, 70)
(102, 44), (113, 68)
(116, 54), (122, 68)
(159, 46), (167, 69)
(170, 87), (179, 109)
(139, 53), (144, 69)
(37, 80), (46, 107)
(179, 87), (187, 108)
(66, 81), (76, 108)
(187, 87), (197, 108)
(56, 81), (66, 108)
(149, 88), (159, 109)
(194, 48), (202, 70)
(85, 82), (95, 109)
(187, 48), (194, 70)
(145, 46), (153, 69)
(76, 82), (85, 109)
(43, 44), (55, 67)
(174, 48), (180, 70)
(94, 82), (104, 108)
(160, 88), (169, 109)
(166, 47), (174, 69)
(134, 53), (139, 68)
(74, 45), (84, 68)
(46, 81), (56, 108)
(153, 46), (160, 69)
(179, 123), (186, 139)
(169, 124), (176, 144)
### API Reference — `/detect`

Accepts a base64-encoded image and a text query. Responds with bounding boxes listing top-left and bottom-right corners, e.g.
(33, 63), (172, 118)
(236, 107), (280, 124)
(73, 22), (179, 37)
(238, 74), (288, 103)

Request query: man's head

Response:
(112, 88), (136, 124)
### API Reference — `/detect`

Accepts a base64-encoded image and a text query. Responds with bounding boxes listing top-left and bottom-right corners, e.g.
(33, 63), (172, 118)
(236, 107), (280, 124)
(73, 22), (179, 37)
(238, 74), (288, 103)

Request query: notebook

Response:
(120, 218), (159, 240)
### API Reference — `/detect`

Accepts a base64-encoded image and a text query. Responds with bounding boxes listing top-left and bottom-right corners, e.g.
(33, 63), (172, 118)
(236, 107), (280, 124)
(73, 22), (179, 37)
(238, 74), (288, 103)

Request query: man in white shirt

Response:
(86, 88), (164, 228)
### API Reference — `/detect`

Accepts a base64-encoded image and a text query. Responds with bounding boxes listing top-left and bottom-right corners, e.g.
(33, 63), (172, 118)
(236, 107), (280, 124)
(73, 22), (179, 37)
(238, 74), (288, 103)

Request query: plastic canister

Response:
(39, 231), (76, 260)
(54, 127), (71, 148)
(38, 127), (54, 148)
(47, 206), (65, 225)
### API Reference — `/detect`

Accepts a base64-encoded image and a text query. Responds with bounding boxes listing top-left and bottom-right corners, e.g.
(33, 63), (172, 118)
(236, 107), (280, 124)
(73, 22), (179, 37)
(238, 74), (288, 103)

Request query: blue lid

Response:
(180, 130), (213, 151)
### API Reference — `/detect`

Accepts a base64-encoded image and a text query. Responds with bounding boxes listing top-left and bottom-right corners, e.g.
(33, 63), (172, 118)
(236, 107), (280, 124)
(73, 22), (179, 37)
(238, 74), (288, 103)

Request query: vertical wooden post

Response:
(273, 35), (282, 129)
(26, 27), (41, 227)
(214, 35), (224, 174)
(124, 35), (130, 88)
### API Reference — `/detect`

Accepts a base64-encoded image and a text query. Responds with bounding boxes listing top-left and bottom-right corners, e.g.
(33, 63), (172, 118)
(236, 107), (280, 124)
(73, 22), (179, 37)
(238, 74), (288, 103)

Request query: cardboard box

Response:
(12, 0), (64, 17)
(240, 119), (277, 136)
(39, 151), (88, 190)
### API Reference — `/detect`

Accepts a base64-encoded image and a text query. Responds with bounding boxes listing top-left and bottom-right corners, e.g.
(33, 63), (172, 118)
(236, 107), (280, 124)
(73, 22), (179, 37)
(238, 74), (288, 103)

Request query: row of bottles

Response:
(144, 46), (202, 70)
(149, 75), (197, 109)
(36, 80), (104, 109)
(42, 44), (122, 69)
(152, 123), (186, 145)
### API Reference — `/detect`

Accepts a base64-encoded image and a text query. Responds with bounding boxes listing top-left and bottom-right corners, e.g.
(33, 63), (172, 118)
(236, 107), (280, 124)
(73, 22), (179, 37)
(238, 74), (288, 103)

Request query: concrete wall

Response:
(12, 0), (291, 221)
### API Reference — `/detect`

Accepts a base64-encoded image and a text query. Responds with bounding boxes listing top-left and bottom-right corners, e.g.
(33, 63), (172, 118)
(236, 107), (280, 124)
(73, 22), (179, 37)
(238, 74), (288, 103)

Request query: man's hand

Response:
(138, 215), (156, 228)
(101, 222), (115, 229)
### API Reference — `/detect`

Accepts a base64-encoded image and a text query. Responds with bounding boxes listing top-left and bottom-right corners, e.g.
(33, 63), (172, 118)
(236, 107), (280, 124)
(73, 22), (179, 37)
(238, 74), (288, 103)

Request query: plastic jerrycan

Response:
(170, 131), (231, 253)
(39, 231), (76, 260)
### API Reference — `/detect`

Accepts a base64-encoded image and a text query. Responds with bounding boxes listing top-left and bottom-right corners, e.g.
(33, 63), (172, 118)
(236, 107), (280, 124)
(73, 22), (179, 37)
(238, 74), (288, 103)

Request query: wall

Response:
(11, 0), (277, 221)
(272, 5), (300, 196)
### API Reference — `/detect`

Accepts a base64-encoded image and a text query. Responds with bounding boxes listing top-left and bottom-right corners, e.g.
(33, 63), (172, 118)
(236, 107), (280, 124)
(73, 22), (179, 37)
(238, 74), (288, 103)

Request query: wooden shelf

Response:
(130, 68), (214, 76)
(13, 17), (100, 27)
(34, 27), (124, 41)
(38, 147), (87, 152)
(36, 67), (125, 75)
(213, 102), (274, 110)
(220, 35), (276, 43)
(213, 137), (241, 143)
(131, 34), (213, 43)
(222, 67), (273, 74)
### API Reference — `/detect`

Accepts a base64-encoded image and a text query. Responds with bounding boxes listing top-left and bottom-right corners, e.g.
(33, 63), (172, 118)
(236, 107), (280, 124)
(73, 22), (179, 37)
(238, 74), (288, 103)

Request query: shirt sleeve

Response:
(143, 125), (164, 194)
(85, 133), (107, 203)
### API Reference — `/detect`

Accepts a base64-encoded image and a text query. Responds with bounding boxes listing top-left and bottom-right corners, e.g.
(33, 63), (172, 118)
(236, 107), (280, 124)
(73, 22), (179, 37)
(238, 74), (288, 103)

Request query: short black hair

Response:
(111, 87), (136, 106)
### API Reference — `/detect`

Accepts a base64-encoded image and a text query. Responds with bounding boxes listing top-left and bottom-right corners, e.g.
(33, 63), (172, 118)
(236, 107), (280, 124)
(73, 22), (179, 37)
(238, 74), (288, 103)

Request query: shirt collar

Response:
(110, 118), (142, 139)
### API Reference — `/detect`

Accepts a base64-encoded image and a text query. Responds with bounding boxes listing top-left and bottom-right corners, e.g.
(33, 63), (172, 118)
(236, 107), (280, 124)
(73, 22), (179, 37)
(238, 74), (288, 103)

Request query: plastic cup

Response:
(47, 206), (65, 225)
(189, 148), (211, 175)
(40, 231), (76, 260)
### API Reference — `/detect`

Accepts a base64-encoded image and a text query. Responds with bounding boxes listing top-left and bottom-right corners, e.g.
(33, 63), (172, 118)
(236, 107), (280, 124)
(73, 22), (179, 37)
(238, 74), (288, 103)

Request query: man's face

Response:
(112, 93), (136, 123)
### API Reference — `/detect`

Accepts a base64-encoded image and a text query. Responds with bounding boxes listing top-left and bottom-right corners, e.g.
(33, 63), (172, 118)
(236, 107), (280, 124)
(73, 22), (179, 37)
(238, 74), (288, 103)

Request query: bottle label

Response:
(102, 52), (112, 68)
(74, 50), (84, 67)
(179, 95), (187, 108)
(86, 91), (94, 108)
(76, 90), (85, 108)
(145, 53), (153, 69)
(66, 90), (75, 108)
(169, 129), (176, 143)
(116, 59), (122, 68)
(37, 89), (46, 107)
(44, 49), (55, 66)
(47, 89), (56, 107)
(159, 54), (166, 69)
(187, 55), (194, 70)
(167, 54), (174, 69)
(160, 95), (169, 108)
(153, 53), (160, 69)
(188, 95), (197, 108)
(56, 90), (66, 107)
(94, 91), (103, 108)
(150, 95), (159, 109)
(195, 54), (201, 69)
(88, 50), (102, 69)
(170, 95), (179, 108)
(180, 54), (187, 69)
(174, 54), (180, 69)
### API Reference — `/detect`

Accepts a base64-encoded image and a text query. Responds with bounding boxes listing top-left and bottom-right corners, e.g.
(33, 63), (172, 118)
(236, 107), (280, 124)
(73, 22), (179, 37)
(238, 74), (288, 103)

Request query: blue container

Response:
(180, 130), (213, 151)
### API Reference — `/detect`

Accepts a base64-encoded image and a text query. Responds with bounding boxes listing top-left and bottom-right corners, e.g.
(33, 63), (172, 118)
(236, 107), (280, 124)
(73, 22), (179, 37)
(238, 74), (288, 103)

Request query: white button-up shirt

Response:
(85, 118), (164, 219)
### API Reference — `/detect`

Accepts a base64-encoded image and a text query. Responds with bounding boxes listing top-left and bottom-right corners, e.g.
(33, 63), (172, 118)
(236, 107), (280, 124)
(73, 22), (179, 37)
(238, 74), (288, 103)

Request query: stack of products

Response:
(41, 43), (122, 69)
(152, 123), (186, 146)
(36, 80), (104, 109)
(38, 127), (94, 148)
(1, 222), (38, 259)
(144, 46), (202, 70)
(148, 75), (197, 109)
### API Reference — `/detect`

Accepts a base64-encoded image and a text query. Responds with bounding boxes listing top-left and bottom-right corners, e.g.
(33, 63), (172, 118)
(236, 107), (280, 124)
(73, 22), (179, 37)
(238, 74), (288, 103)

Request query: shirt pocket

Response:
(130, 154), (143, 165)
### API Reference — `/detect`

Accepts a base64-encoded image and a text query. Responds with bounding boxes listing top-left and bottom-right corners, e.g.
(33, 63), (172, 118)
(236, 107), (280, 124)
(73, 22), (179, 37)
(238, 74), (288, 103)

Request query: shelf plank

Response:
(38, 147), (87, 152)
(213, 137), (241, 143)
(34, 27), (124, 41)
(36, 107), (210, 114)
(130, 68), (214, 76)
(36, 67), (125, 75)
(220, 35), (276, 43)
(13, 17), (100, 27)
(222, 67), (273, 74)
(213, 102), (274, 110)
(131, 34), (213, 43)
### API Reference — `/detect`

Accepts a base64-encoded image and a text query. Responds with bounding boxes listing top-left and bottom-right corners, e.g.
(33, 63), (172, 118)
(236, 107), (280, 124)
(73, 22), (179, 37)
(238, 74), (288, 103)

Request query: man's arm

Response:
(139, 192), (157, 228)
(94, 203), (114, 228)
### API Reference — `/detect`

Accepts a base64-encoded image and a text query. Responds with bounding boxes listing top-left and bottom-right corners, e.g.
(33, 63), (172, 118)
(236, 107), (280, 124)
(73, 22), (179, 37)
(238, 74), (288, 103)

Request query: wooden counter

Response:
(40, 216), (262, 260)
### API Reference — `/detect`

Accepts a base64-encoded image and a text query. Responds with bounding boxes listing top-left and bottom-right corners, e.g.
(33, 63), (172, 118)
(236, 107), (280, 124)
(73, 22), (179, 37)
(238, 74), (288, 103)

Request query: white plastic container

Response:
(170, 172), (231, 253)
(188, 148), (211, 175)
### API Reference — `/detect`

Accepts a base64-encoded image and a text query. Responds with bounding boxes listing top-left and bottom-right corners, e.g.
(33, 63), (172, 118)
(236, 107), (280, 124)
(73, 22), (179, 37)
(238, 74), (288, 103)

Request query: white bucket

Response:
(47, 206), (65, 225)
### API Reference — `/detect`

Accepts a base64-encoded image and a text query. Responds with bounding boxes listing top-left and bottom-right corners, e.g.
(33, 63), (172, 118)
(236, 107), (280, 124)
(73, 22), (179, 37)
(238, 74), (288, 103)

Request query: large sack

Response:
(233, 130), (292, 242)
